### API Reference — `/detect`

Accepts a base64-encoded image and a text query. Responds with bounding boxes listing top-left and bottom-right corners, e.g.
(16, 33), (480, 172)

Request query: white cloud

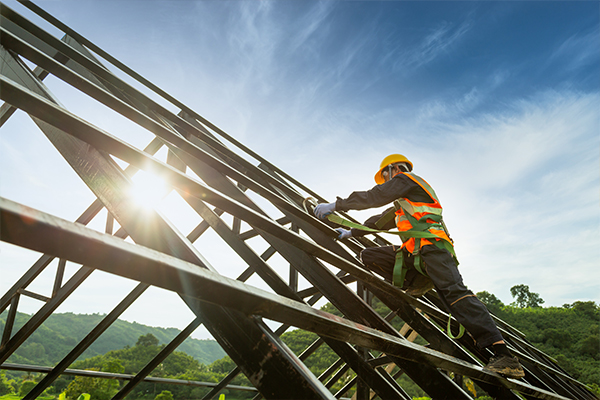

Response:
(414, 91), (600, 305)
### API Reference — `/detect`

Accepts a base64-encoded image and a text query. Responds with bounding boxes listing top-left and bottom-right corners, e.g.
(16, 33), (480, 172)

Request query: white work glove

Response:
(335, 228), (352, 240)
(314, 202), (336, 220)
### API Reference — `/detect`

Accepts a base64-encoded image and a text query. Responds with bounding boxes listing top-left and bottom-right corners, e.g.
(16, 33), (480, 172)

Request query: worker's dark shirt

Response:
(335, 173), (433, 237)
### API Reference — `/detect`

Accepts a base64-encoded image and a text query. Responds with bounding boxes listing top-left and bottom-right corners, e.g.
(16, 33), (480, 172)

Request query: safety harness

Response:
(327, 172), (458, 287)
(305, 173), (466, 338)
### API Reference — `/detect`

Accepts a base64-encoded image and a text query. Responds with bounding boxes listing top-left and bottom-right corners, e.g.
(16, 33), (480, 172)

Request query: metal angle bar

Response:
(167, 145), (430, 398)
(297, 274), (357, 299)
(0, 76), (553, 398)
(365, 286), (521, 400)
(325, 363), (350, 390)
(23, 282), (149, 400)
(0, 295), (19, 347)
(0, 19), (306, 207)
(0, 265), (93, 363)
(0, 199), (103, 313)
(52, 258), (66, 297)
(324, 340), (406, 399)
(0, 362), (258, 393)
(334, 376), (359, 400)
(318, 358), (345, 384)
(176, 191), (408, 398)
(0, 26), (321, 243)
(1, 51), (333, 398)
(422, 290), (582, 390)
(201, 269), (320, 400)
(236, 216), (291, 241)
(16, 288), (49, 302)
(0, 197), (574, 400)
(0, 76), (436, 316)
(113, 317), (203, 400)
(183, 296), (335, 400)
(0, 132), (159, 312)
(1, 12), (584, 400)
(14, 0), (324, 202)
(201, 367), (242, 400)
(0, 99), (17, 126)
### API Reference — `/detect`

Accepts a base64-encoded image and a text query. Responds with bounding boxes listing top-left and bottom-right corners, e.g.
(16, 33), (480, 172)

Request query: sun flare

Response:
(129, 170), (169, 210)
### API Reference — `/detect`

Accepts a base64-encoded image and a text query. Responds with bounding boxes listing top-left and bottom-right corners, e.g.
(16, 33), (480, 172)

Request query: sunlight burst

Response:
(129, 170), (170, 210)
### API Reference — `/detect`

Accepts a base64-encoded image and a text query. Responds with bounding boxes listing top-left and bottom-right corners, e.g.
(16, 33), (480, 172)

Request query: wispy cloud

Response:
(287, 2), (336, 54)
(549, 28), (600, 72)
(393, 20), (472, 72)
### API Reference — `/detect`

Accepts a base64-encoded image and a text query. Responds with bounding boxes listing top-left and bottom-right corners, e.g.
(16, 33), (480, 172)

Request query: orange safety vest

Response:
(393, 172), (453, 254)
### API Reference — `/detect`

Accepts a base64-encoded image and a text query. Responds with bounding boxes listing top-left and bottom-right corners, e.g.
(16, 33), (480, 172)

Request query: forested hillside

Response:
(0, 312), (225, 366)
(1, 288), (598, 399)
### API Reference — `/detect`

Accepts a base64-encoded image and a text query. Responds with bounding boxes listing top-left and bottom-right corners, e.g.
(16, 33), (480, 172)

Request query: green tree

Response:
(19, 380), (37, 397)
(210, 356), (236, 374)
(64, 368), (119, 400)
(0, 371), (15, 396)
(476, 291), (505, 314)
(578, 335), (600, 359)
(510, 284), (545, 308)
(137, 333), (160, 347)
(155, 390), (174, 400)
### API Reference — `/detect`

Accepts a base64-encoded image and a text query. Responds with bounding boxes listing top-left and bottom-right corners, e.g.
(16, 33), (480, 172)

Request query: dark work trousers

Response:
(360, 244), (504, 348)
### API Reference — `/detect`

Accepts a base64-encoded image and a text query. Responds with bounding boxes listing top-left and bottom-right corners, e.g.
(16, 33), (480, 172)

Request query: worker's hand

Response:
(314, 202), (336, 220)
(335, 228), (352, 240)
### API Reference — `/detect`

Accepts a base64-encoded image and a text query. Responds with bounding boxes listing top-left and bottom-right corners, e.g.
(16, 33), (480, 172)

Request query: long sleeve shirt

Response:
(334, 173), (434, 237)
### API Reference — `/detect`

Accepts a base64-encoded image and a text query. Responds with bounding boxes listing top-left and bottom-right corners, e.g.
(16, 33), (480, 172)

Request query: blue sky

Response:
(1, 1), (598, 340)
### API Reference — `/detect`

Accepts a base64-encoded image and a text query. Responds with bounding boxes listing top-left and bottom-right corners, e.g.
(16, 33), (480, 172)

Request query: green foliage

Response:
(587, 383), (600, 397)
(18, 381), (36, 397)
(476, 291), (505, 315)
(280, 330), (338, 377)
(154, 390), (174, 400)
(137, 333), (160, 347)
(0, 311), (225, 366)
(0, 372), (15, 396)
(64, 369), (118, 400)
(491, 300), (600, 386)
(510, 284), (545, 308)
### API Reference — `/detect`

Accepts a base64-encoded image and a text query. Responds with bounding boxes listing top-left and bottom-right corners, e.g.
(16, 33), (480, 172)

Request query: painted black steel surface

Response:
(0, 2), (596, 399)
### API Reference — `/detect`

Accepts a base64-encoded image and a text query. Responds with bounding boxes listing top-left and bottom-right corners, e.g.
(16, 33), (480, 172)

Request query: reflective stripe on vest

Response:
(394, 172), (452, 251)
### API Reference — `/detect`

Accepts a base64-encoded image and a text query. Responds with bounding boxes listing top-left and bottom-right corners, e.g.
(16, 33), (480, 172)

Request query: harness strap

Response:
(375, 207), (396, 229)
(447, 314), (466, 339)
(327, 214), (444, 240)
(393, 250), (407, 288)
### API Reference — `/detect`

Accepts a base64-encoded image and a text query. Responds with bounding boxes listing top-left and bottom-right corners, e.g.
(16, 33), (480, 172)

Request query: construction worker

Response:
(314, 154), (525, 379)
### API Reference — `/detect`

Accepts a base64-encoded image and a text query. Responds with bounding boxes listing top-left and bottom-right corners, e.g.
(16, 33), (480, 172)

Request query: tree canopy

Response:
(510, 284), (545, 308)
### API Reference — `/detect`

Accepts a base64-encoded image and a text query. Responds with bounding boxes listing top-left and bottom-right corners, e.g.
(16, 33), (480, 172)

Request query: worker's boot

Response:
(404, 274), (435, 297)
(483, 355), (525, 378)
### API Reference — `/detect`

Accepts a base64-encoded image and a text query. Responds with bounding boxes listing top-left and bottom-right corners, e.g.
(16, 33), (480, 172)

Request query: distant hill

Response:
(0, 312), (225, 366)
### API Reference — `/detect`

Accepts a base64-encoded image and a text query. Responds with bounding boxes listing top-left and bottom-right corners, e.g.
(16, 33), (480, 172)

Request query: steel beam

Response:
(0, 197), (576, 400)
(23, 283), (149, 399)
(0, 47), (333, 399)
(0, 362), (258, 394)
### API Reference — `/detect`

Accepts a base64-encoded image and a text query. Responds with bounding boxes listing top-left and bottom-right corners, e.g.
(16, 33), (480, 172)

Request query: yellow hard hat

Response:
(374, 154), (413, 184)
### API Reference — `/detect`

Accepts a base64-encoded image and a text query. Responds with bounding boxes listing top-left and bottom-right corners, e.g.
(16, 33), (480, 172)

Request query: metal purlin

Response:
(0, 2), (597, 400)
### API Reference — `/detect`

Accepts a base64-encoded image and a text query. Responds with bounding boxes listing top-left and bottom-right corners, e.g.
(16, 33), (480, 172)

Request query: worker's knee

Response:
(359, 247), (378, 266)
(360, 246), (395, 282)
